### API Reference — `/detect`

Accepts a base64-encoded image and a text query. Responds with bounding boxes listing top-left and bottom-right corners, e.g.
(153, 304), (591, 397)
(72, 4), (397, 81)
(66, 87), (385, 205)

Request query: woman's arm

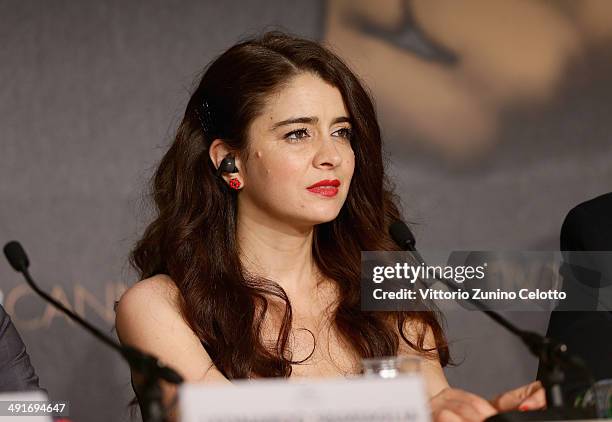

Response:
(398, 320), (499, 422)
(396, 319), (449, 397)
(397, 319), (545, 422)
(115, 274), (230, 418)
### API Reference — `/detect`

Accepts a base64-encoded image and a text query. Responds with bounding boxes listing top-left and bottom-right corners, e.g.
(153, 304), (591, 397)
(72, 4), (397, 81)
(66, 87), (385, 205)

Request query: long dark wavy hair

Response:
(131, 31), (450, 379)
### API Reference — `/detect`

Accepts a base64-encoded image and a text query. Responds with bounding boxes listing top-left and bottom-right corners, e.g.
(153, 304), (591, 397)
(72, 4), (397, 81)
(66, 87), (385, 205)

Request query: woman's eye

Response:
(285, 128), (310, 142)
(334, 127), (352, 140)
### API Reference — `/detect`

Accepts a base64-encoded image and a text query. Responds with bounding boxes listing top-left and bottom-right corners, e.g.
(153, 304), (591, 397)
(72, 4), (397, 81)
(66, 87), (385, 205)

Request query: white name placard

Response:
(179, 375), (430, 422)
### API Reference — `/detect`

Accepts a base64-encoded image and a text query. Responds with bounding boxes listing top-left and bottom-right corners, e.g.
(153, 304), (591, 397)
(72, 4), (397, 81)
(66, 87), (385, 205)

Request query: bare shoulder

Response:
(115, 274), (188, 356)
(117, 274), (180, 311)
(115, 274), (229, 383)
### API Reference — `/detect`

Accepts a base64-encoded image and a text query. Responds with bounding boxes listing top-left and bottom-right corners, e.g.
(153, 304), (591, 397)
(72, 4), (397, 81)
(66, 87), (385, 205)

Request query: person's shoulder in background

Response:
(539, 192), (612, 401)
(561, 192), (612, 250)
(0, 304), (43, 392)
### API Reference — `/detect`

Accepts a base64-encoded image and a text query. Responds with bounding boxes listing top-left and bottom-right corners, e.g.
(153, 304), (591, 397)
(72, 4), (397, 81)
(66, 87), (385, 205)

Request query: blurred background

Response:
(1, 1), (611, 421)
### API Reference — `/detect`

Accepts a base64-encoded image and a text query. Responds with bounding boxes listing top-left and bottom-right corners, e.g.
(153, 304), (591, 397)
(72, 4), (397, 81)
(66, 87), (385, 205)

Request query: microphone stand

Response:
(389, 223), (596, 421)
(3, 241), (183, 422)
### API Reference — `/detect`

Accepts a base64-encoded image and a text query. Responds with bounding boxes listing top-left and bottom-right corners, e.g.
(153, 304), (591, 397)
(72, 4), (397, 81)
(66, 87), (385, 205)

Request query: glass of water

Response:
(361, 355), (422, 379)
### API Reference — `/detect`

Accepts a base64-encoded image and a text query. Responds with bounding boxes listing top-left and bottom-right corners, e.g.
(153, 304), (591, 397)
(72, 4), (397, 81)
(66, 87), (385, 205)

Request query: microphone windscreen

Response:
(389, 220), (416, 250)
(3, 241), (30, 272)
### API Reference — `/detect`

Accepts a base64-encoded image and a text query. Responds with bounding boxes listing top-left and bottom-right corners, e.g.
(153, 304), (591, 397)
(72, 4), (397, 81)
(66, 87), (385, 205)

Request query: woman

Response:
(116, 31), (544, 421)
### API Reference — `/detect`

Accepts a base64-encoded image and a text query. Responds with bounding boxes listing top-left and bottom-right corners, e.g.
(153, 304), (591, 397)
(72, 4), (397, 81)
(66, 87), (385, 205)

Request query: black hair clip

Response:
(195, 98), (215, 136)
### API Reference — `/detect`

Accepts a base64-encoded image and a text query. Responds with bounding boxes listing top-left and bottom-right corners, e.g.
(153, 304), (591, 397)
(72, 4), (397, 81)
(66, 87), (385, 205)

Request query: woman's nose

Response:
(313, 135), (342, 168)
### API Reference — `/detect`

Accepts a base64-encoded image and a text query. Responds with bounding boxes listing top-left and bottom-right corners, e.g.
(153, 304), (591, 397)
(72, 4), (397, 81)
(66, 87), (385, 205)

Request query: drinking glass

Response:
(361, 355), (422, 379)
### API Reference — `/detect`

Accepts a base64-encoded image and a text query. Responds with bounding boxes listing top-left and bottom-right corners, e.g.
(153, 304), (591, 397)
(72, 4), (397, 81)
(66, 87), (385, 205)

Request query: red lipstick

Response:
(306, 179), (340, 197)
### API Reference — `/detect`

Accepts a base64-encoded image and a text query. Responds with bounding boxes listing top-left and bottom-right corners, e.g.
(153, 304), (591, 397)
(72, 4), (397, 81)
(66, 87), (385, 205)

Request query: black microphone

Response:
(3, 240), (183, 422)
(4, 241), (29, 272)
(389, 221), (416, 250)
(389, 221), (427, 272)
(388, 222), (595, 421)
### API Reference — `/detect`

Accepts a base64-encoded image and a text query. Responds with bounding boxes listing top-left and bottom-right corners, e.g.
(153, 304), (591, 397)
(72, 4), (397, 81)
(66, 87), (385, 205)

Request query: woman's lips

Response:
(306, 179), (340, 197)
(306, 186), (339, 197)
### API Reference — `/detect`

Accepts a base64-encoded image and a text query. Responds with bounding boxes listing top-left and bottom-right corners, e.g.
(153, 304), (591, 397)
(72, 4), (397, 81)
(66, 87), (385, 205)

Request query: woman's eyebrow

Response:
(270, 116), (351, 130)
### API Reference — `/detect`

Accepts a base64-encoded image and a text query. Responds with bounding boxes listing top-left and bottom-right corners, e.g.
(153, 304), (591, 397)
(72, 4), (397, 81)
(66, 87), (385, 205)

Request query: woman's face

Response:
(239, 72), (355, 229)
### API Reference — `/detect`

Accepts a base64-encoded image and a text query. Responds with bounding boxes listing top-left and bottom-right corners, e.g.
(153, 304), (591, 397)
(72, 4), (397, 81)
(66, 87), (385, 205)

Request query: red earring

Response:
(229, 178), (241, 190)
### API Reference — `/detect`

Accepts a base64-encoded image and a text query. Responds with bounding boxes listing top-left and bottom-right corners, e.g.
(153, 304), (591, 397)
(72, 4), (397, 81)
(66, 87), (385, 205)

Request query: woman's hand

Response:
(489, 381), (546, 413)
(430, 388), (498, 422)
